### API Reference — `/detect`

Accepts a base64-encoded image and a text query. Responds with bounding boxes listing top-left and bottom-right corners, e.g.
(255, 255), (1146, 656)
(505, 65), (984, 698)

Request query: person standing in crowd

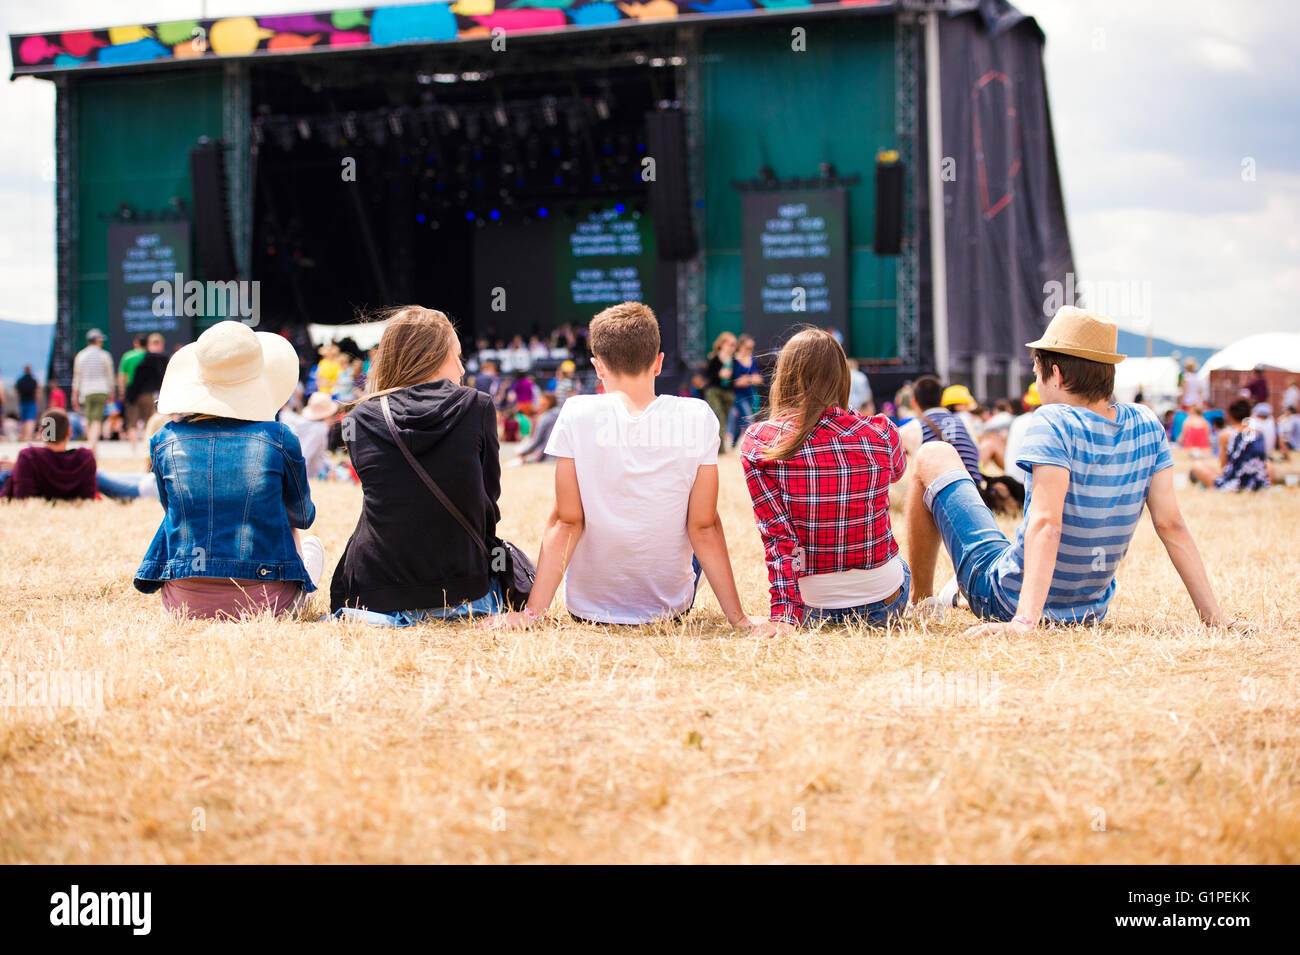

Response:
(1191, 398), (1272, 491)
(1179, 358), (1207, 410)
(941, 384), (982, 443)
(124, 333), (169, 455)
(281, 391), (338, 479)
(1283, 378), (1299, 417)
(899, 375), (983, 487)
(330, 307), (506, 626)
(703, 331), (737, 449)
(740, 329), (909, 634)
(134, 321), (323, 620)
(728, 334), (762, 446)
(1, 408), (96, 501)
(1245, 365), (1270, 406)
(15, 365), (40, 442)
(473, 359), (501, 403)
(509, 371), (536, 418)
(1276, 402), (1300, 459)
(71, 328), (115, 453)
(117, 334), (147, 407)
(1179, 404), (1212, 457)
(1250, 402), (1278, 456)
(1002, 382), (1042, 487)
(550, 359), (578, 404)
(848, 359), (874, 415)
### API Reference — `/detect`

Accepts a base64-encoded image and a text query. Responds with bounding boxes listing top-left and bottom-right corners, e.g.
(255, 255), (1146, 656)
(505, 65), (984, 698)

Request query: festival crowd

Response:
(0, 303), (1285, 635)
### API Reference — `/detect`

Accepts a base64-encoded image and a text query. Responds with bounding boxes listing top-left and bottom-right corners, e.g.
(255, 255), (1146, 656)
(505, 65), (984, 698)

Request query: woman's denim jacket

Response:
(134, 418), (317, 593)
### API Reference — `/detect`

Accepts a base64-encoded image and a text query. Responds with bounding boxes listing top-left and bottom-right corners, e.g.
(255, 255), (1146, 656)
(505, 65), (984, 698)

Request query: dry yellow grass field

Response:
(1, 450), (1298, 864)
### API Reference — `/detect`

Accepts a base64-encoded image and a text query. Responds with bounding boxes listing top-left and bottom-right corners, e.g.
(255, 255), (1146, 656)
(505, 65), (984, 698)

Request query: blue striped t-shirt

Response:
(989, 402), (1173, 623)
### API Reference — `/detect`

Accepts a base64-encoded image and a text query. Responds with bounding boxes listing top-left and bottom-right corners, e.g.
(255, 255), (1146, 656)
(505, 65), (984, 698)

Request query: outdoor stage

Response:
(12, 0), (1074, 400)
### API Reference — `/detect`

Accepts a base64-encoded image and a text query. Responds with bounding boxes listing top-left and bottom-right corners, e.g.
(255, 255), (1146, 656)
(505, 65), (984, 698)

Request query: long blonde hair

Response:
(762, 328), (851, 461)
(355, 306), (458, 403)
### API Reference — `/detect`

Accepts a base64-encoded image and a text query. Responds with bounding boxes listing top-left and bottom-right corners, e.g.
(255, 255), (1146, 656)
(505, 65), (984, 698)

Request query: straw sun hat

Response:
(1025, 306), (1127, 365)
(157, 320), (299, 422)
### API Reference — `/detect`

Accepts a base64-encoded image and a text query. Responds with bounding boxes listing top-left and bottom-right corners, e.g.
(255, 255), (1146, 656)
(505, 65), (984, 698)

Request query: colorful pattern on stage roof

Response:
(9, 0), (893, 75)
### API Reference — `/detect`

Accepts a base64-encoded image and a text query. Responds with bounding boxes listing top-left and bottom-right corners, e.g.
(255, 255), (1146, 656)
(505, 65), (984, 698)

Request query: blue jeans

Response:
(97, 472), (142, 500)
(728, 393), (757, 443)
(335, 579), (506, 627)
(924, 468), (1017, 622)
(569, 557), (703, 625)
(802, 562), (912, 627)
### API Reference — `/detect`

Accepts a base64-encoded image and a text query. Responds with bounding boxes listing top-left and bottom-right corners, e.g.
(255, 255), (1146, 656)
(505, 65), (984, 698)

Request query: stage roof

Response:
(9, 0), (898, 79)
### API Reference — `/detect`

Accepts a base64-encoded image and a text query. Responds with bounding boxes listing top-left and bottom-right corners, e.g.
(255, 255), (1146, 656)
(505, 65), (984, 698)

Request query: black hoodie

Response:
(330, 379), (500, 614)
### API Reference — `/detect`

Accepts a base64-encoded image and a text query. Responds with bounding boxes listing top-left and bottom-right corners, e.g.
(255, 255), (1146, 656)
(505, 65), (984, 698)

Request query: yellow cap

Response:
(1023, 381), (1041, 407)
(941, 384), (975, 407)
(560, 360), (576, 373)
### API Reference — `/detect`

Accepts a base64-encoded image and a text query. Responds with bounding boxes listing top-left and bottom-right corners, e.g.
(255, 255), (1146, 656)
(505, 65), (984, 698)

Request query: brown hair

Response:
(762, 328), (851, 461)
(589, 302), (661, 376)
(357, 306), (459, 403)
(40, 407), (70, 443)
(1032, 348), (1114, 403)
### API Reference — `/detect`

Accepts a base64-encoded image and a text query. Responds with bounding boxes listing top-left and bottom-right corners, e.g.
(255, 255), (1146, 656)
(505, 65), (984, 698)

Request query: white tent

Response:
(1113, 356), (1181, 410)
(308, 320), (389, 353)
(1198, 333), (1300, 376)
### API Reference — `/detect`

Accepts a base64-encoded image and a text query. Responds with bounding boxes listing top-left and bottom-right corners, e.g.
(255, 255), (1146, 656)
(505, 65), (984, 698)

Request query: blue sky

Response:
(1, 0), (1296, 347)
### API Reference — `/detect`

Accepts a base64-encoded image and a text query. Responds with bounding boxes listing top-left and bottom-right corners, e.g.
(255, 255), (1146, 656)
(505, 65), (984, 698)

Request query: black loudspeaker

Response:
(874, 159), (905, 256)
(644, 109), (697, 261)
(190, 138), (238, 281)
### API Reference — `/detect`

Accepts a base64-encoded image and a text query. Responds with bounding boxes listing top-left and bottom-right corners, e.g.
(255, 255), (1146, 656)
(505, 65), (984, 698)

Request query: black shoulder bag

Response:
(380, 395), (535, 610)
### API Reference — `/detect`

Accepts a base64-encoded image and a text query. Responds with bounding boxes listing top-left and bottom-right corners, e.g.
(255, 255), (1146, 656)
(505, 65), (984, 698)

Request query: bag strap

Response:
(379, 394), (490, 561)
(918, 410), (951, 445)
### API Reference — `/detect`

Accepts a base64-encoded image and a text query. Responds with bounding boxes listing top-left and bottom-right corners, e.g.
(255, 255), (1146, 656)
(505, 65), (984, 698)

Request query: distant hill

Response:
(0, 319), (55, 384)
(1115, 328), (1217, 366)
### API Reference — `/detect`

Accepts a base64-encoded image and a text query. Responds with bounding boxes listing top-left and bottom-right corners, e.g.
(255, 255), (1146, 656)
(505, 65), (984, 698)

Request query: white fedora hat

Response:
(158, 321), (299, 422)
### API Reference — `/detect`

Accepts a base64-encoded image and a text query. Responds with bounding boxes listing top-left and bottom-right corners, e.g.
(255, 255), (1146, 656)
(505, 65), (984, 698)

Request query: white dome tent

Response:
(1197, 333), (1300, 377)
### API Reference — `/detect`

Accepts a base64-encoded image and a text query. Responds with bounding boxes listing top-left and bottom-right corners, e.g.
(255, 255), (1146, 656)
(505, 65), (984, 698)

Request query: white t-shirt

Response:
(545, 393), (720, 624)
(1002, 411), (1036, 485)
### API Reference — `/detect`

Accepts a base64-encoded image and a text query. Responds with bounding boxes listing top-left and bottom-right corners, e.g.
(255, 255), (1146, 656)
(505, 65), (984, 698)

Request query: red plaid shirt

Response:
(740, 409), (906, 624)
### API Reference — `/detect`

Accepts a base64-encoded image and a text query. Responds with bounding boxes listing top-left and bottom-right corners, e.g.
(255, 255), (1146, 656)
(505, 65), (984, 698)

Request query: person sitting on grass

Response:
(485, 301), (761, 630)
(133, 321), (324, 620)
(513, 391), (561, 464)
(905, 306), (1250, 636)
(1, 408), (96, 501)
(330, 307), (506, 626)
(740, 328), (909, 636)
(1190, 398), (1272, 492)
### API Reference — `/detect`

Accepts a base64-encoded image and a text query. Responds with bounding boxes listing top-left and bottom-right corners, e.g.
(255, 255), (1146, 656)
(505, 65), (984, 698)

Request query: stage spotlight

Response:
(297, 119), (312, 140)
(615, 202), (626, 214)
(490, 209), (500, 220)
(595, 98), (610, 121)
(434, 73), (458, 84)
(538, 206), (549, 217)
(416, 213), (426, 223)
(553, 176), (563, 186)
(493, 104), (508, 128)
(466, 211), (476, 220)
(445, 109), (461, 131)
